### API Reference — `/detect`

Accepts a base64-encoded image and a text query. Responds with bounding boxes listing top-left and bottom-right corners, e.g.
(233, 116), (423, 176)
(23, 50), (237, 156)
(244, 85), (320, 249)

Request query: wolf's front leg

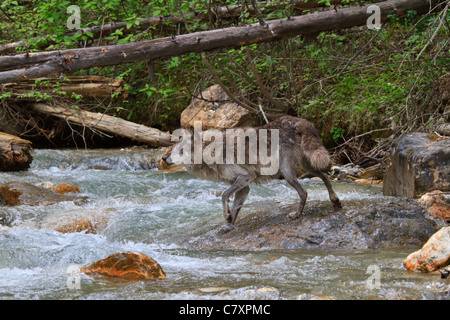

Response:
(222, 195), (232, 223)
(229, 186), (249, 224)
(221, 175), (252, 224)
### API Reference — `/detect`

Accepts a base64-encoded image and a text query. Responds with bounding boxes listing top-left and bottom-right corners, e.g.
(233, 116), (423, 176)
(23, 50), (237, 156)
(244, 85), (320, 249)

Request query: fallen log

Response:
(32, 103), (173, 147)
(0, 132), (33, 171)
(0, 0), (354, 55)
(0, 0), (441, 83)
(1, 75), (127, 100)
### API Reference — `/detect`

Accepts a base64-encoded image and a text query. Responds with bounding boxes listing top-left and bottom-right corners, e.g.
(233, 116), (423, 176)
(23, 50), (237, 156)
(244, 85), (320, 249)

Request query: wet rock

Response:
(0, 181), (87, 206)
(296, 294), (336, 300)
(42, 208), (112, 234)
(180, 84), (253, 130)
(383, 133), (450, 198)
(217, 286), (280, 300)
(51, 183), (81, 194)
(403, 227), (450, 272)
(337, 171), (349, 180)
(51, 217), (97, 234)
(198, 287), (232, 293)
(36, 182), (81, 194)
(81, 251), (166, 280)
(419, 191), (450, 222)
(187, 197), (445, 251)
(0, 132), (33, 172)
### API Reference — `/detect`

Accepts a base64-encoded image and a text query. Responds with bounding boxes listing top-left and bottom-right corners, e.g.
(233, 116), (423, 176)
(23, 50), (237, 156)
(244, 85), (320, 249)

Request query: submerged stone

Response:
(0, 181), (86, 206)
(81, 251), (166, 280)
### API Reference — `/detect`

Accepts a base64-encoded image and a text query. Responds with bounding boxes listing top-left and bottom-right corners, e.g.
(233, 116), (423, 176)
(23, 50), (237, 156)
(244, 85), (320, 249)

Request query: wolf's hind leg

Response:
(316, 171), (342, 209)
(222, 175), (252, 223)
(229, 186), (250, 224)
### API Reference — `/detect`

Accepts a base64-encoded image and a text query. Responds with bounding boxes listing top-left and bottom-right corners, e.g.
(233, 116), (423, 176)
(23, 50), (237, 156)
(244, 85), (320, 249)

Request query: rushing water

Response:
(0, 149), (448, 300)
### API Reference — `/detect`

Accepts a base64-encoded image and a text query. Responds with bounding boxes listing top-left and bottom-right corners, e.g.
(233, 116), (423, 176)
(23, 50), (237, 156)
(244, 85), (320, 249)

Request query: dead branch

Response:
(0, 0), (442, 83)
(32, 103), (173, 147)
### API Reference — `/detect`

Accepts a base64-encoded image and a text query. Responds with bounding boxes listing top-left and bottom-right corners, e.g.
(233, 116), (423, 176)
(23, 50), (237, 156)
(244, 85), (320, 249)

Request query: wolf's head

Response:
(161, 152), (174, 167)
(161, 128), (194, 167)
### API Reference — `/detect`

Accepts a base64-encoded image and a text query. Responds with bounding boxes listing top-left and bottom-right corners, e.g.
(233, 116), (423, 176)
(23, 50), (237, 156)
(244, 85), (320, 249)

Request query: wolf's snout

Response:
(162, 153), (174, 166)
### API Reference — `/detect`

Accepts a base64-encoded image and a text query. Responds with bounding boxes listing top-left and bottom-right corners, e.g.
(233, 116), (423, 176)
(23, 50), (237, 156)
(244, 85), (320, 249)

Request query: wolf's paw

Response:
(224, 213), (232, 223)
(217, 223), (235, 234)
(332, 198), (342, 209)
(288, 212), (300, 220)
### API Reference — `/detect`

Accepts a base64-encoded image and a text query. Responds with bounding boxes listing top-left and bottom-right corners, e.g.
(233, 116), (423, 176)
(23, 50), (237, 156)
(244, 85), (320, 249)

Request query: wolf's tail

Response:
(309, 147), (331, 172)
(301, 135), (332, 172)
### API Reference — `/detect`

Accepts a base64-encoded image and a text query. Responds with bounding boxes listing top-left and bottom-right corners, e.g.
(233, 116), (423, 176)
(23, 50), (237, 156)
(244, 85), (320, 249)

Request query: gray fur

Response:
(163, 115), (342, 224)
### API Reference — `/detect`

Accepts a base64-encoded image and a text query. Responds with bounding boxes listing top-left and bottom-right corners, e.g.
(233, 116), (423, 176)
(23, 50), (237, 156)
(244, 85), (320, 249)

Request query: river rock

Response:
(187, 197), (445, 250)
(419, 191), (450, 222)
(0, 132), (33, 172)
(36, 182), (81, 194)
(0, 181), (86, 206)
(403, 227), (450, 272)
(51, 183), (81, 194)
(81, 251), (166, 280)
(383, 133), (450, 198)
(42, 208), (113, 234)
(180, 84), (253, 130)
(50, 216), (98, 234)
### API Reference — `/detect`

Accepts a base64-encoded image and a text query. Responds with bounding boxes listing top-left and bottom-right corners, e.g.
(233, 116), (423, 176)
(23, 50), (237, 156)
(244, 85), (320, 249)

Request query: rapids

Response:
(0, 149), (448, 300)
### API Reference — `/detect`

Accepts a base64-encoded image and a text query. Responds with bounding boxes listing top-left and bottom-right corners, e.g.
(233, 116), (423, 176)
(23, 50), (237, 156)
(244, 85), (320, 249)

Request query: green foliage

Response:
(0, 0), (447, 139)
(293, 10), (449, 145)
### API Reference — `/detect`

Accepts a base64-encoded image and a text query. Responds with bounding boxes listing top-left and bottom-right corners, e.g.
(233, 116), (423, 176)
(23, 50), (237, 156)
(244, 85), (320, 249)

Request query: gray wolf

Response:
(163, 115), (342, 225)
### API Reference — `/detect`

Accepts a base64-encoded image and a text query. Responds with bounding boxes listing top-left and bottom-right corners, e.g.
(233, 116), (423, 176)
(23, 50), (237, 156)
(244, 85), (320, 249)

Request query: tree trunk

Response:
(0, 132), (33, 171)
(0, 0), (440, 83)
(32, 103), (173, 147)
(0, 1), (354, 55)
(2, 75), (126, 100)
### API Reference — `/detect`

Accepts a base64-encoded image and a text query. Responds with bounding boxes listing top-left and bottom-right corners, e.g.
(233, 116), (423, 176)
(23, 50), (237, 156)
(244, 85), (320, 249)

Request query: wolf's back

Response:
(263, 115), (332, 173)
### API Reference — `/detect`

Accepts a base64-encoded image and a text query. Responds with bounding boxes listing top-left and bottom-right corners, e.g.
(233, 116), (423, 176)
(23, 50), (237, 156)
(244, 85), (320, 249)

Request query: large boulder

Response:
(383, 133), (450, 198)
(180, 84), (253, 130)
(403, 227), (450, 272)
(81, 252), (166, 280)
(0, 181), (86, 206)
(187, 197), (445, 251)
